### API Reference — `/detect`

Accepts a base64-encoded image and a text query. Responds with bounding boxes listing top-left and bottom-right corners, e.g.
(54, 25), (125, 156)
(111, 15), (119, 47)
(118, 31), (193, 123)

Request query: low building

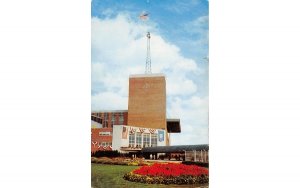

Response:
(112, 125), (166, 153)
(91, 112), (180, 153)
(91, 110), (128, 152)
(141, 144), (209, 162)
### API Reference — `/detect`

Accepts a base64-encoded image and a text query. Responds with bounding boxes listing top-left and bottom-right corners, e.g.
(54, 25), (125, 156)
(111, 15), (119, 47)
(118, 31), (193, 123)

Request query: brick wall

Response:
(128, 74), (166, 130)
(91, 128), (113, 152)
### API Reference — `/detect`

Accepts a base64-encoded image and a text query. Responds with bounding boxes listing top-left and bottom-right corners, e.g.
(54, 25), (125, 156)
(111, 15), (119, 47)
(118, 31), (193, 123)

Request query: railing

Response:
(185, 150), (209, 162)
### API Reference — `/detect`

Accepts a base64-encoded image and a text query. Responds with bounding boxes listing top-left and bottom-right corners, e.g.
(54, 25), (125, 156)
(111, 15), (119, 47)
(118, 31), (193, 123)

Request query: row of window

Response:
(93, 113), (124, 120)
(100, 142), (112, 146)
(129, 133), (157, 148)
(102, 119), (124, 128)
(103, 113), (124, 128)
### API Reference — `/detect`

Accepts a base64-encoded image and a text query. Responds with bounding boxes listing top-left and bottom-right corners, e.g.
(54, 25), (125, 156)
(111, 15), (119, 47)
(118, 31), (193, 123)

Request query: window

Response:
(103, 113), (108, 128)
(143, 133), (150, 147)
(151, 133), (157, 147)
(103, 121), (108, 128)
(119, 113), (124, 124)
(136, 132), (142, 148)
(111, 113), (115, 120)
(129, 133), (135, 147)
(101, 142), (112, 146)
(111, 113), (115, 125)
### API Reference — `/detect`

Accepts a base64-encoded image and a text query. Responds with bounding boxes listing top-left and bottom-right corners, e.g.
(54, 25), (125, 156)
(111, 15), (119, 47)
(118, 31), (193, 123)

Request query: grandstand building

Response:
(91, 74), (181, 153)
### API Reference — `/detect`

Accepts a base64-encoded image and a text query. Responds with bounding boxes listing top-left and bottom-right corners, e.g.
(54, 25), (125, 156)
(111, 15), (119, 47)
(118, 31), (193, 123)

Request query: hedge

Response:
(91, 150), (121, 158)
(182, 161), (209, 168)
(124, 172), (208, 185)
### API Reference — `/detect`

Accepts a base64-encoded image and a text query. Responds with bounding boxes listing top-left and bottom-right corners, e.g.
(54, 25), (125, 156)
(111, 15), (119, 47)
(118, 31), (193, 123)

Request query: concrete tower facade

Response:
(128, 73), (166, 130)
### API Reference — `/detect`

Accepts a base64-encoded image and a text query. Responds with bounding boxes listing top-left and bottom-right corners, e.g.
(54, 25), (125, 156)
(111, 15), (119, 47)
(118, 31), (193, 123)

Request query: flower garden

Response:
(91, 157), (154, 166)
(91, 156), (209, 186)
(123, 163), (209, 185)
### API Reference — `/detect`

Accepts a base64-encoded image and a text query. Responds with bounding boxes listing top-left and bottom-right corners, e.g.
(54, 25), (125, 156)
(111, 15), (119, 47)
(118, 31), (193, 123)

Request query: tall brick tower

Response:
(127, 32), (171, 145)
(128, 73), (166, 131)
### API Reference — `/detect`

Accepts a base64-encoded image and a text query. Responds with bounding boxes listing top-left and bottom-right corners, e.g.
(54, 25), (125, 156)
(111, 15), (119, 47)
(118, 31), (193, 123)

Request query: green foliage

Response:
(123, 172), (209, 185)
(91, 150), (121, 158)
(91, 157), (98, 163)
(127, 161), (139, 166)
(91, 157), (150, 166)
(182, 161), (209, 168)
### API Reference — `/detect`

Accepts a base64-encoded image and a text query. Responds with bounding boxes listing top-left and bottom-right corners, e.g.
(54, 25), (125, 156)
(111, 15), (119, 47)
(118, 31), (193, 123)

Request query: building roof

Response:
(141, 144), (209, 153)
(91, 110), (128, 113)
(91, 115), (102, 124)
(91, 120), (102, 128)
(167, 118), (181, 133)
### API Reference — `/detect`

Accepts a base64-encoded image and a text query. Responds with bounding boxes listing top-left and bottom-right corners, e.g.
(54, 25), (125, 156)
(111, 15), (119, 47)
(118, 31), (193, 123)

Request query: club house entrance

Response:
(141, 144), (209, 162)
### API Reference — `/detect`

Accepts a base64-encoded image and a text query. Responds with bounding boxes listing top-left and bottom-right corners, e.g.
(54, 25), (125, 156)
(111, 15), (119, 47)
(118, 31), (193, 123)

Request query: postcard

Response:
(91, 0), (209, 187)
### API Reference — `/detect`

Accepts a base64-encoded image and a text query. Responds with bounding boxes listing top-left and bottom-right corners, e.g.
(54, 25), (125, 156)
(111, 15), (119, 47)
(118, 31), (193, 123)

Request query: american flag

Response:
(122, 126), (128, 139)
(139, 12), (149, 20)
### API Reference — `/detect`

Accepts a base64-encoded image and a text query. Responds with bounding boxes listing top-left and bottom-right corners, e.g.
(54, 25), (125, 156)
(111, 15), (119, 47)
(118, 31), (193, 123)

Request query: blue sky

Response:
(91, 0), (208, 145)
(92, 0), (208, 63)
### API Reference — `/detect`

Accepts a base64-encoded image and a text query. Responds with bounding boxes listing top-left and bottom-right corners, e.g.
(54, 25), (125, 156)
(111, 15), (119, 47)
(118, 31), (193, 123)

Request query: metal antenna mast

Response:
(145, 32), (152, 74)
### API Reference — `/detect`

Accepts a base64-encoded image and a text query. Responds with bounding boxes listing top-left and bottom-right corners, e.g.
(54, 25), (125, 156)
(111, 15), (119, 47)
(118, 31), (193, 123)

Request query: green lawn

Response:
(91, 163), (208, 188)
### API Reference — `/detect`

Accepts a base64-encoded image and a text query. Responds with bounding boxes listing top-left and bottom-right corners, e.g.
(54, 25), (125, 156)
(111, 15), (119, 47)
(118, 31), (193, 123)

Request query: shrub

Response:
(127, 161), (139, 166)
(91, 157), (133, 166)
(91, 150), (120, 158)
(91, 157), (98, 163)
(124, 173), (208, 185)
(115, 161), (128, 165)
(182, 161), (209, 168)
(91, 156), (153, 166)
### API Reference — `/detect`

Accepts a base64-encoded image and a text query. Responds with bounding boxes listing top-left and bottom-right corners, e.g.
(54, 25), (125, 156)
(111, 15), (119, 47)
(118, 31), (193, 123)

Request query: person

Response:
(150, 154), (152, 160)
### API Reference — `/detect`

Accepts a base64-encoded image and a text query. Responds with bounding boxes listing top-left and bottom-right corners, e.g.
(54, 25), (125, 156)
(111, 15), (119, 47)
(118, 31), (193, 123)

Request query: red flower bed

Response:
(133, 163), (208, 177)
(124, 163), (209, 184)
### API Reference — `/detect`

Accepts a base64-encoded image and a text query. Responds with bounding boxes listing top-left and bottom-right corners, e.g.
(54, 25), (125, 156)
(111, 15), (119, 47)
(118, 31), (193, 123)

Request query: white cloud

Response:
(185, 15), (209, 47)
(168, 96), (209, 145)
(92, 14), (200, 98)
(171, 127), (208, 145)
(101, 8), (114, 17)
(91, 14), (208, 144)
(188, 16), (209, 32)
(92, 92), (128, 111)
